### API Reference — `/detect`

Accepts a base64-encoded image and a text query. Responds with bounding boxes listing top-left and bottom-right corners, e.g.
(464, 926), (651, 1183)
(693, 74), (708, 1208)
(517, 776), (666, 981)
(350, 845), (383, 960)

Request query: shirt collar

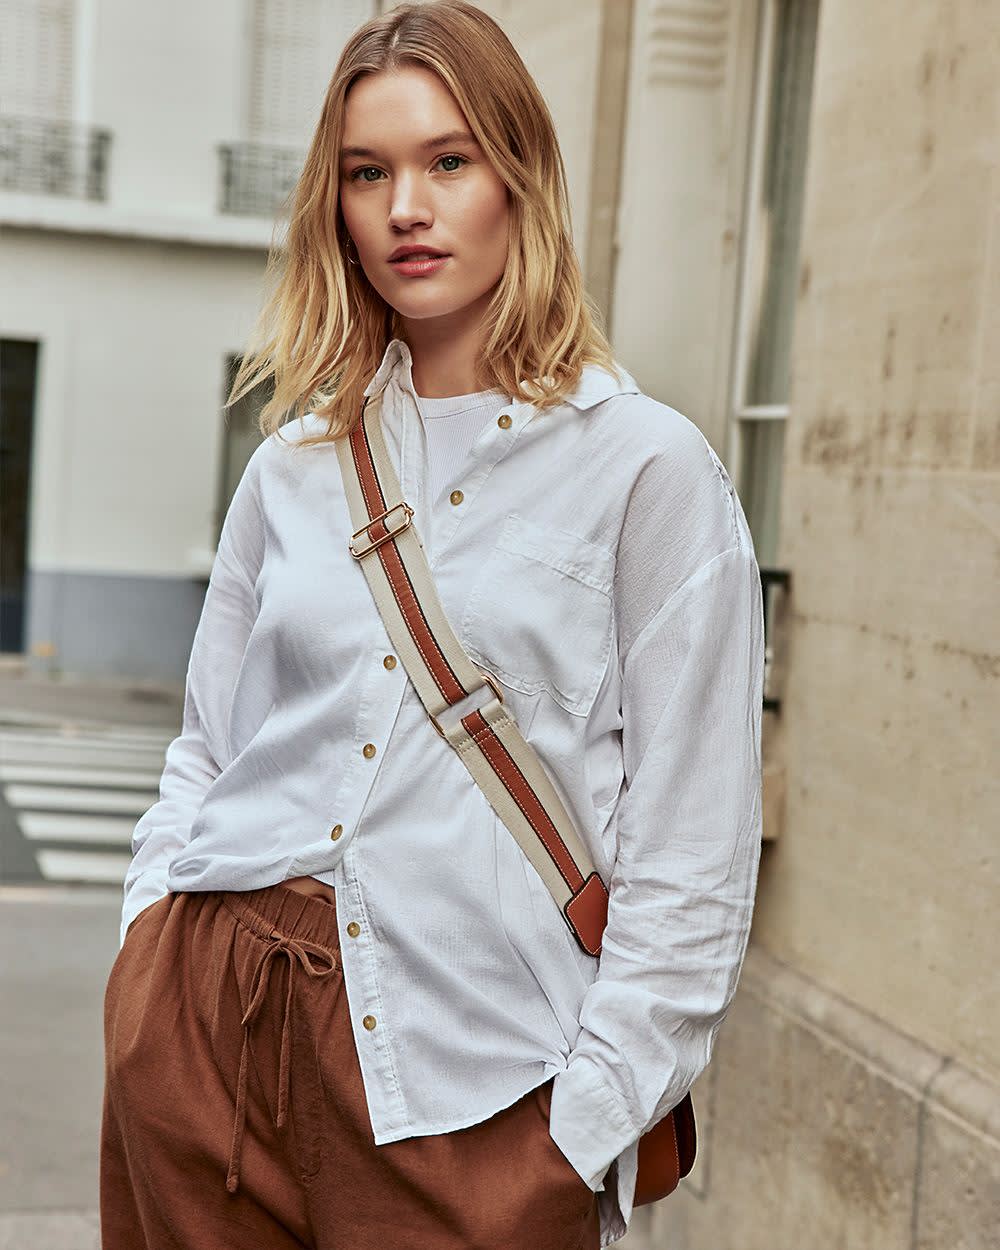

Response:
(362, 337), (640, 411)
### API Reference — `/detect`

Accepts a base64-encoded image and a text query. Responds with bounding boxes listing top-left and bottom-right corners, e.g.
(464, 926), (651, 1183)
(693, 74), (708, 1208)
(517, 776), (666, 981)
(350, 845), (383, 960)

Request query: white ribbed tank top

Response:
(414, 388), (509, 503)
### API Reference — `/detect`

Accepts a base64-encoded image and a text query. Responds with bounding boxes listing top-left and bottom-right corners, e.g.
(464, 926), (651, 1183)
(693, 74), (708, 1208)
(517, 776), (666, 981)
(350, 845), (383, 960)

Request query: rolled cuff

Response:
(548, 1054), (635, 1193)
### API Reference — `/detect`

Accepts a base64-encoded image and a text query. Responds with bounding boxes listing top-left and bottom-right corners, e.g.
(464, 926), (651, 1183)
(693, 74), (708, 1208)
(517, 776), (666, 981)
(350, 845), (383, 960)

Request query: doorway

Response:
(0, 338), (40, 654)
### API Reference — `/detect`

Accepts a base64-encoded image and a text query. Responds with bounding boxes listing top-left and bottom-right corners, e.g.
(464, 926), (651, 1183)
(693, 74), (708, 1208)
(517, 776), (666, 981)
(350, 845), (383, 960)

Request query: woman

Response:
(101, 3), (764, 1248)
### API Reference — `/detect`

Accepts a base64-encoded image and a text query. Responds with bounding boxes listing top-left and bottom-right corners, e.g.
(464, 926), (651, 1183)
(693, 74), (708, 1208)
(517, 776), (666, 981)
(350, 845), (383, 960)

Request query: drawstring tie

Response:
(226, 927), (339, 1194)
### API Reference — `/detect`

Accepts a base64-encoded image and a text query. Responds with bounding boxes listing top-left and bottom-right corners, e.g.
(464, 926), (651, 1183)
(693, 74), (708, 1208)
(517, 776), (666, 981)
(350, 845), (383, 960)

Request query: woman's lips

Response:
(389, 254), (451, 276)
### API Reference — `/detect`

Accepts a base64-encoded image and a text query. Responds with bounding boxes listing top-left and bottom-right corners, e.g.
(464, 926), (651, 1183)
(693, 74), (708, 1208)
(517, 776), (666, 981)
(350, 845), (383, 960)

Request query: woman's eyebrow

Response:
(340, 130), (478, 160)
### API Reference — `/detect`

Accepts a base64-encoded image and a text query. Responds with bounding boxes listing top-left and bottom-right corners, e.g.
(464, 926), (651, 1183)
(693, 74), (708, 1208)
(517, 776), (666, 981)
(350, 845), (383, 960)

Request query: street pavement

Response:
(0, 660), (183, 1248)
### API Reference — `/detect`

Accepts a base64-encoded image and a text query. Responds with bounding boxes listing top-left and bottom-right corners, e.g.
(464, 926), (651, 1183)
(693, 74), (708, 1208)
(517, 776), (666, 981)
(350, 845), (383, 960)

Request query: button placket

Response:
(426, 405), (529, 571)
(314, 635), (405, 870)
(334, 380), (537, 1139)
(337, 638), (405, 1049)
(336, 842), (407, 1133)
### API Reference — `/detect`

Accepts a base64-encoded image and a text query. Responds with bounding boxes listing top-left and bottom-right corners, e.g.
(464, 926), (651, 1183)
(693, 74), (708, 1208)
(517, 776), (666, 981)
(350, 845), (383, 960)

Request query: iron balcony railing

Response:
(0, 114), (111, 200)
(217, 141), (304, 217)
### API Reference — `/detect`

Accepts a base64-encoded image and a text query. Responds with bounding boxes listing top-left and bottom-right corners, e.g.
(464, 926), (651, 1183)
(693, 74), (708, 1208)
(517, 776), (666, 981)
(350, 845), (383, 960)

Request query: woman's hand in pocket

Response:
(124, 893), (171, 942)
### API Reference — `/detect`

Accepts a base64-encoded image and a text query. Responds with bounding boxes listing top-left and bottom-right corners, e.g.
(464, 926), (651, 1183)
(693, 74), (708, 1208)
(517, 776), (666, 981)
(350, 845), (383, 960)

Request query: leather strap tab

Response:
(563, 871), (610, 956)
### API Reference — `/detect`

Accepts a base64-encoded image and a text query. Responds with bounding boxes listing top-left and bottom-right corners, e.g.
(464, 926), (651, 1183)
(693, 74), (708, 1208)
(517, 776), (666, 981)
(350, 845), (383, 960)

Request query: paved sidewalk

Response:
(0, 884), (121, 1250)
(0, 655), (183, 732)
(0, 657), (179, 1247)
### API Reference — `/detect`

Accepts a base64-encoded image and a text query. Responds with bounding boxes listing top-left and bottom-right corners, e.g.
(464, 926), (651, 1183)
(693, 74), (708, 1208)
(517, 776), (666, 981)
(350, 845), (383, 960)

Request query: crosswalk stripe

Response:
(0, 722), (174, 745)
(0, 740), (170, 769)
(1, 760), (162, 790)
(19, 812), (137, 844)
(0, 721), (167, 886)
(35, 849), (134, 883)
(9, 783), (152, 818)
(0, 764), (161, 788)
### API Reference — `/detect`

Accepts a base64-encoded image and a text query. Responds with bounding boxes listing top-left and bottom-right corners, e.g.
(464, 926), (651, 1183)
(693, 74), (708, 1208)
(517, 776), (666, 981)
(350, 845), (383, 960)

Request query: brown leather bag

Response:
(335, 391), (697, 1204)
(633, 1090), (697, 1204)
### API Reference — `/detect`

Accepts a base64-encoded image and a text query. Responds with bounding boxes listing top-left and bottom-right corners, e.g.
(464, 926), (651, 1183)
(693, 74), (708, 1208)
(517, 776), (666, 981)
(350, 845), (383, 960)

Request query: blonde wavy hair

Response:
(227, 0), (624, 449)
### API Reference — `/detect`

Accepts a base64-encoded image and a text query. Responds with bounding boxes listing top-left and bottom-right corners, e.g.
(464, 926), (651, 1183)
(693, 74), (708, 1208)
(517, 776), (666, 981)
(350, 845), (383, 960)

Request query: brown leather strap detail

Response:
(461, 707), (610, 956)
(460, 707), (585, 898)
(563, 871), (610, 956)
(349, 408), (468, 705)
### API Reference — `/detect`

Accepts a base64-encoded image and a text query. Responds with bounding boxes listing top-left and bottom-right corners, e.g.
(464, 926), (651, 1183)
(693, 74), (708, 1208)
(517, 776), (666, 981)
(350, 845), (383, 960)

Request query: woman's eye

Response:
(349, 154), (468, 183)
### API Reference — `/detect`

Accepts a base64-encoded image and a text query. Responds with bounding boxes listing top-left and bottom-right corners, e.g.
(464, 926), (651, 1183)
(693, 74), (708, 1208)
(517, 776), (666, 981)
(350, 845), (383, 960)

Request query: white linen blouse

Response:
(120, 336), (765, 1247)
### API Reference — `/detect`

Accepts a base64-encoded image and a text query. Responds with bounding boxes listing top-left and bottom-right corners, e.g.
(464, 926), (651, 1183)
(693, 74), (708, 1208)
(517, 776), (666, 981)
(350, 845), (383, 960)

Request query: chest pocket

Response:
(458, 512), (615, 718)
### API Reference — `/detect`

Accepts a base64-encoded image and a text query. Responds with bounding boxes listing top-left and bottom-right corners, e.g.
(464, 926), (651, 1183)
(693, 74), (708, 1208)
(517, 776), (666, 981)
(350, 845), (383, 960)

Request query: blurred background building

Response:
(0, 1), (996, 1247)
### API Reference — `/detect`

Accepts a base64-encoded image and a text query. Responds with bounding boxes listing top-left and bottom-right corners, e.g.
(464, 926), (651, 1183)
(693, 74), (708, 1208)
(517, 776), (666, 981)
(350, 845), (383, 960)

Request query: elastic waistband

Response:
(219, 881), (342, 958)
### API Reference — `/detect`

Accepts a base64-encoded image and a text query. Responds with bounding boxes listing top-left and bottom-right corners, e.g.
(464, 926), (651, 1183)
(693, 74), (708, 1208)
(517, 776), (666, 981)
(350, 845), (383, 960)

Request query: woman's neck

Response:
(400, 300), (493, 397)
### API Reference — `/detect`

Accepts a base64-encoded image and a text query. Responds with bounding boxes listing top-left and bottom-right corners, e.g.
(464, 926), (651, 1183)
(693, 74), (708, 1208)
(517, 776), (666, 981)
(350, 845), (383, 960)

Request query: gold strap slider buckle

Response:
(349, 502), (414, 559)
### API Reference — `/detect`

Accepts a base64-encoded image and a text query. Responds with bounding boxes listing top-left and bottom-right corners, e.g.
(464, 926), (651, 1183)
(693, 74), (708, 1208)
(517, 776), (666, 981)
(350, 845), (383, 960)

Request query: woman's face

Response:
(338, 66), (510, 331)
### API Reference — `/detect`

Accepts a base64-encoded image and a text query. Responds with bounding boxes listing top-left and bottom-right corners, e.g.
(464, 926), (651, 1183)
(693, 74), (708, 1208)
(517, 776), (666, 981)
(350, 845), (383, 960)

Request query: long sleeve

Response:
(119, 444), (266, 947)
(547, 422), (765, 1199)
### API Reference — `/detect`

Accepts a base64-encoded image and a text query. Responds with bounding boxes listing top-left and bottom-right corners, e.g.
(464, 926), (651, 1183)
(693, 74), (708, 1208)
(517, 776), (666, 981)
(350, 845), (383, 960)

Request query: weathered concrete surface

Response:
(619, 947), (1000, 1250)
(754, 0), (1000, 1126)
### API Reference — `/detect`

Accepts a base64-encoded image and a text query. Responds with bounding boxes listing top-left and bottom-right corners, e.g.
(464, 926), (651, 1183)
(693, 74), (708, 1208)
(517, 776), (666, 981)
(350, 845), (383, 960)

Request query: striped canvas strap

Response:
(333, 389), (610, 957)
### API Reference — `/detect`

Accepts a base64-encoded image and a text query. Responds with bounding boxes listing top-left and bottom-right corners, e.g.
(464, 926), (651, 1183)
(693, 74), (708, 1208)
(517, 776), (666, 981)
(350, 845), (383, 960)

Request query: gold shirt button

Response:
(383, 654), (396, 669)
(362, 1015), (377, 1030)
(330, 824), (343, 840)
(498, 413), (512, 429)
(363, 743), (377, 758)
(347, 921), (361, 938)
(449, 489), (464, 506)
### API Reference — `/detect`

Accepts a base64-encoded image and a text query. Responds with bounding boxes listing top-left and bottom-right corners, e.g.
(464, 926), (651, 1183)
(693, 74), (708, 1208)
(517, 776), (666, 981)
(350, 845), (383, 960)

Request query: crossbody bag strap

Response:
(333, 389), (610, 957)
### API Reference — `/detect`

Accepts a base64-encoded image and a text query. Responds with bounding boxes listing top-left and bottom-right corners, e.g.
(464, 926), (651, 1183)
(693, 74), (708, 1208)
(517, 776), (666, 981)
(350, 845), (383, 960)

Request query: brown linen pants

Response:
(100, 880), (601, 1249)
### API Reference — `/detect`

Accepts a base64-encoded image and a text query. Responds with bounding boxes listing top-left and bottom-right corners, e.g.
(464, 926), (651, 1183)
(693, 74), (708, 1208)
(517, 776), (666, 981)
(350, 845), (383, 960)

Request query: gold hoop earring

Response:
(344, 237), (358, 266)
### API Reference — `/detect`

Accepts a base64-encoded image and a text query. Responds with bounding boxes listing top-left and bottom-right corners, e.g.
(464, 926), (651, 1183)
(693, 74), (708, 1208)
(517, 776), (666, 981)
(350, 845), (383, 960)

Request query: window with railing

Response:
(0, 115), (110, 199)
(216, 141), (303, 217)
